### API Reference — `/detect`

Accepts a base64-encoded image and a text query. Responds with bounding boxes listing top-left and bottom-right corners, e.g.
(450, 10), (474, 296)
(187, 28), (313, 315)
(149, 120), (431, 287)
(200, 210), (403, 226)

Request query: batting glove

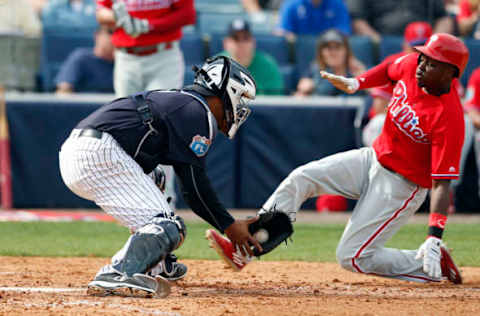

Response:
(112, 2), (149, 37)
(320, 71), (359, 94)
(415, 236), (444, 279)
(131, 17), (150, 36)
(112, 2), (131, 28)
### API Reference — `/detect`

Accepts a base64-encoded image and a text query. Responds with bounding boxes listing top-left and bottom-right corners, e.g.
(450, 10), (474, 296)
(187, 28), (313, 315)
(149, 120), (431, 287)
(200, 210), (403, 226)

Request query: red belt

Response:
(121, 42), (173, 56)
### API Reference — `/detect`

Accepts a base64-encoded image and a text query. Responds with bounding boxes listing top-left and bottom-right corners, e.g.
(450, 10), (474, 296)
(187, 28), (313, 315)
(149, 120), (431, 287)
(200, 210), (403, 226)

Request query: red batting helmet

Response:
(414, 33), (469, 77)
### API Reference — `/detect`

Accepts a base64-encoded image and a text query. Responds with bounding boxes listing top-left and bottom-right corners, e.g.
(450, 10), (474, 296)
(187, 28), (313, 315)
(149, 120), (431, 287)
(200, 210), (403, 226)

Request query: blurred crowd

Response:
(1, 0), (479, 96)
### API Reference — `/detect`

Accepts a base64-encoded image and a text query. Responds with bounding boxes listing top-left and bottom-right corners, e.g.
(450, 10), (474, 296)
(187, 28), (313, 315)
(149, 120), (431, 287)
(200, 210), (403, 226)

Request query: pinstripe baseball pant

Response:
(59, 129), (173, 231)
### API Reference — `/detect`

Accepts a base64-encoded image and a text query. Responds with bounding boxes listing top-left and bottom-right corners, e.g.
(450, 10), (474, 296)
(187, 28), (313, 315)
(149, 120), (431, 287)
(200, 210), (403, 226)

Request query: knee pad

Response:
(112, 215), (186, 277)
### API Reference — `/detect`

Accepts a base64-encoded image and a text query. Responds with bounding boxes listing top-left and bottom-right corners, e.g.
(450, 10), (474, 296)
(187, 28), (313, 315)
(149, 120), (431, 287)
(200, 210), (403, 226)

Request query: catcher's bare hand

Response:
(320, 71), (359, 94)
(225, 217), (263, 257)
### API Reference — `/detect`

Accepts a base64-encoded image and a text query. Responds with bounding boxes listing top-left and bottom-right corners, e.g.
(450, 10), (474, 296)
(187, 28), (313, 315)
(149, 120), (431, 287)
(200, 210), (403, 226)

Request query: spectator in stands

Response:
(460, 67), (480, 200)
(221, 19), (285, 95)
(0, 0), (42, 37)
(346, 0), (454, 43)
(42, 0), (98, 29)
(276, 0), (351, 41)
(457, 0), (480, 38)
(27, 0), (49, 17)
(295, 29), (365, 97)
(0, 0), (42, 91)
(55, 27), (114, 94)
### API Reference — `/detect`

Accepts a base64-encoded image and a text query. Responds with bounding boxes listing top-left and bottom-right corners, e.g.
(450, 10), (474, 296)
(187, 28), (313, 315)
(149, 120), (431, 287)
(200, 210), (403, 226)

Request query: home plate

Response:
(0, 287), (84, 293)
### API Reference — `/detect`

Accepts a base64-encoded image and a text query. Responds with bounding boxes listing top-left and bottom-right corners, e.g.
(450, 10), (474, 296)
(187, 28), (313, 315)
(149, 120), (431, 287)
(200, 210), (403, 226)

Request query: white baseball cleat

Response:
(205, 229), (251, 272)
(87, 272), (171, 298)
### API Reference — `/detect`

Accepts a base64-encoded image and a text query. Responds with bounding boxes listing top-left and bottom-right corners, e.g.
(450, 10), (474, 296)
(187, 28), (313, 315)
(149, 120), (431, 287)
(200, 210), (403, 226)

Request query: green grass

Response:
(0, 221), (479, 266)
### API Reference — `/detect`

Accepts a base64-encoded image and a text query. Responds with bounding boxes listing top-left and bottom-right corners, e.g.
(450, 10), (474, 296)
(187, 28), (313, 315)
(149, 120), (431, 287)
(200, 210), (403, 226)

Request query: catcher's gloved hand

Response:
(415, 236), (444, 279)
(320, 71), (359, 94)
(112, 1), (150, 37)
(248, 209), (293, 257)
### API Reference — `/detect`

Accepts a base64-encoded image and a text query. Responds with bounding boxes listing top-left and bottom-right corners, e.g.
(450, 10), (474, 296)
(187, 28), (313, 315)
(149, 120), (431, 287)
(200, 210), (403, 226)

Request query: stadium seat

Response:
(208, 33), (291, 65)
(183, 66), (196, 86)
(293, 36), (317, 78)
(349, 36), (375, 68)
(40, 28), (94, 91)
(280, 65), (297, 95)
(197, 12), (249, 35)
(197, 11), (278, 37)
(462, 39), (480, 87)
(180, 33), (207, 66)
(379, 36), (403, 61)
(195, 0), (244, 13)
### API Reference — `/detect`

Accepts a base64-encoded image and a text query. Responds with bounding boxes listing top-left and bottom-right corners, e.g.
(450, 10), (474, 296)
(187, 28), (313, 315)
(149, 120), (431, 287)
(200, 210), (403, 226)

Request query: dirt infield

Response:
(1, 256), (479, 316)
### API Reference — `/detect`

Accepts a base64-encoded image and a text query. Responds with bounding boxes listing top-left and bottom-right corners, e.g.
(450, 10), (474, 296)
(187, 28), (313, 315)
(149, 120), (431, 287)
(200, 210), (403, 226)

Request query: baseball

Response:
(254, 229), (269, 243)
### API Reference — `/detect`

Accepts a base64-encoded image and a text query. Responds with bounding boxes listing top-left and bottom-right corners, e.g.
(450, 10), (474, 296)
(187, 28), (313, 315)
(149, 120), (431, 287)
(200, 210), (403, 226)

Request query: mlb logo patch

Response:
(190, 135), (211, 157)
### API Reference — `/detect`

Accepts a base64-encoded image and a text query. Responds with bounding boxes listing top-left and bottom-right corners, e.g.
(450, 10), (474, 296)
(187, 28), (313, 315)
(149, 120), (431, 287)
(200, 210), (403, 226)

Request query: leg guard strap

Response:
(112, 218), (183, 277)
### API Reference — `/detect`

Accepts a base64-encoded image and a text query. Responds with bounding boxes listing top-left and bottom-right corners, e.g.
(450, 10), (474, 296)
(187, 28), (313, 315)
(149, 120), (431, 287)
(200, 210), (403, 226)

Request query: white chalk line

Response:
(14, 300), (181, 316)
(0, 287), (181, 316)
(0, 287), (84, 293)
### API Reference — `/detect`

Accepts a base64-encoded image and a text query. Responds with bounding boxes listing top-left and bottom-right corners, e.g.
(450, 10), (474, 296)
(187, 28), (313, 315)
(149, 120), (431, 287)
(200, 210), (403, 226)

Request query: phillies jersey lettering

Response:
(389, 81), (429, 144)
(123, 0), (178, 12)
(357, 53), (464, 188)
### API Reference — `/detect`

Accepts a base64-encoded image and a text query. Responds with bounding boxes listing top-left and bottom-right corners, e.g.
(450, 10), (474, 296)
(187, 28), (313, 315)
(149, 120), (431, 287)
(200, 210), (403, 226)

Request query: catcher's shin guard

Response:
(112, 216), (186, 277)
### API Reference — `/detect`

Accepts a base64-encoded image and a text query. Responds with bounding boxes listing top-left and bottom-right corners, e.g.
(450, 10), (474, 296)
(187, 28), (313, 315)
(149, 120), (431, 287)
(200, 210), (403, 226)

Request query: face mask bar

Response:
(227, 96), (252, 139)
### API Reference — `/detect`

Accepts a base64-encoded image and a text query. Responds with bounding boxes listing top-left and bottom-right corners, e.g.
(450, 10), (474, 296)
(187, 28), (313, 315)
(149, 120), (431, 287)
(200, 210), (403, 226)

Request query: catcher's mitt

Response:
(248, 210), (293, 257)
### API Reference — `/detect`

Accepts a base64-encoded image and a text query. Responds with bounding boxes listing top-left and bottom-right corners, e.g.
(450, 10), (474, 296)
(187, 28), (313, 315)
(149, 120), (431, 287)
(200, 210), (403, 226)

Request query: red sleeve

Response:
(430, 96), (464, 180)
(464, 69), (480, 112)
(96, 0), (112, 9)
(356, 54), (411, 90)
(457, 0), (473, 21)
(148, 0), (195, 32)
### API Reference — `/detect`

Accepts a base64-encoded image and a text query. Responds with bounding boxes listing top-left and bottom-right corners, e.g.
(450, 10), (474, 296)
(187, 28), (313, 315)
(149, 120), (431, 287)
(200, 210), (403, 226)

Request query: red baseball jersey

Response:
(358, 53), (465, 188)
(464, 67), (480, 112)
(369, 52), (405, 102)
(97, 0), (195, 47)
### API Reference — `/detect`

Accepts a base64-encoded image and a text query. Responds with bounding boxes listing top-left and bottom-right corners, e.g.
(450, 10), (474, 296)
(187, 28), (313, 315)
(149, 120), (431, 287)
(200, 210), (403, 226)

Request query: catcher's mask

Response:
(191, 56), (257, 139)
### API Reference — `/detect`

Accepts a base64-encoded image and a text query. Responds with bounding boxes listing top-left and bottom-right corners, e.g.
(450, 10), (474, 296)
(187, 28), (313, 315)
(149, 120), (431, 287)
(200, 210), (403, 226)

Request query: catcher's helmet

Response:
(414, 33), (469, 77)
(191, 56), (257, 139)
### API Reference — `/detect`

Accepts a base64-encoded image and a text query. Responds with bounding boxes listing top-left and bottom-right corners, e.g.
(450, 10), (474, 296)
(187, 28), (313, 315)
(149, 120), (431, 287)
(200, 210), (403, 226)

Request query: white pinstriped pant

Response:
(59, 129), (173, 231)
(263, 147), (437, 282)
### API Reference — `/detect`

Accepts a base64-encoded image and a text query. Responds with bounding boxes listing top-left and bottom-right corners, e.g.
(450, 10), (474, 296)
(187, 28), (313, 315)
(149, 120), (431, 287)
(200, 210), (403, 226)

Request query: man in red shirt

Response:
(463, 66), (480, 200)
(208, 33), (468, 284)
(96, 0), (195, 97)
(96, 0), (195, 235)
